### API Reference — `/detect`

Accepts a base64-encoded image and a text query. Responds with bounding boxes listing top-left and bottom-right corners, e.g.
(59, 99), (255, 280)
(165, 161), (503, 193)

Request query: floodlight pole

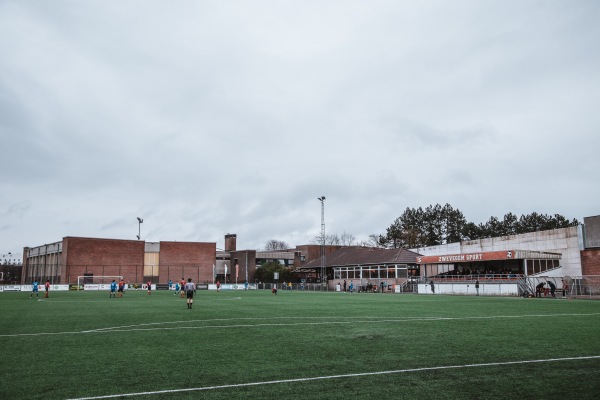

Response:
(137, 217), (143, 240)
(245, 252), (249, 285)
(318, 196), (326, 288)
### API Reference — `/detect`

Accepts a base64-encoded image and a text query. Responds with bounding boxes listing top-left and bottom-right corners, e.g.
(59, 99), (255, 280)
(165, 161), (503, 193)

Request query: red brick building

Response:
(21, 235), (317, 287)
(22, 237), (216, 285)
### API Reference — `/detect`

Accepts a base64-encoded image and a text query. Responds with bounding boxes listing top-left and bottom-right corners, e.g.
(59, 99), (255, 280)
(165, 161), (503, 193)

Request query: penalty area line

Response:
(67, 355), (600, 400)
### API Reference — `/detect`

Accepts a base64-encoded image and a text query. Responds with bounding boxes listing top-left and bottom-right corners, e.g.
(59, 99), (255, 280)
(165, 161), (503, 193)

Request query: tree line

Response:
(376, 203), (579, 249)
(264, 203), (579, 252)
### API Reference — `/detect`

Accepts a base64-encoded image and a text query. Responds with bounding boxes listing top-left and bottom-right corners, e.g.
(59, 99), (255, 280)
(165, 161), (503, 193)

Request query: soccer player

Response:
(44, 280), (50, 298)
(117, 279), (125, 298)
(110, 279), (117, 298)
(184, 278), (196, 309)
(180, 278), (185, 298)
(30, 280), (39, 299)
(147, 280), (152, 295)
(174, 281), (180, 296)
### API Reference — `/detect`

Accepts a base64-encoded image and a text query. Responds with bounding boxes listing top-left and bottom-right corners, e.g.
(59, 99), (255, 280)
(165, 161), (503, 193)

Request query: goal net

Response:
(77, 276), (123, 291)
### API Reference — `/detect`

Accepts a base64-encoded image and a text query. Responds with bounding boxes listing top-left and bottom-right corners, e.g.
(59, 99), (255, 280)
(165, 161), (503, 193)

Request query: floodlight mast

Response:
(137, 217), (143, 240)
(318, 196), (326, 287)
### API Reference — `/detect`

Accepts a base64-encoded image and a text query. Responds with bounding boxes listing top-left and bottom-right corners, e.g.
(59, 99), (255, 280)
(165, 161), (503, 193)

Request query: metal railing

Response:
(425, 274), (523, 283)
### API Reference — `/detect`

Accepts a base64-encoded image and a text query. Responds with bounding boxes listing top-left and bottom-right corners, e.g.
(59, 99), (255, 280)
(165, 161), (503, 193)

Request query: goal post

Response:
(76, 276), (123, 291)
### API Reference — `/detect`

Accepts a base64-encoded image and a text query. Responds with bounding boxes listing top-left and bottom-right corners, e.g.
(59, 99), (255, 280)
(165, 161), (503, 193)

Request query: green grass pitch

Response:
(1, 289), (599, 399)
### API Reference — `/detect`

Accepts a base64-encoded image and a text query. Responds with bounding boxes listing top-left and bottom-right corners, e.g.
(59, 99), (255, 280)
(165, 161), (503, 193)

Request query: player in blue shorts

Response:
(109, 279), (117, 298)
(30, 280), (39, 299)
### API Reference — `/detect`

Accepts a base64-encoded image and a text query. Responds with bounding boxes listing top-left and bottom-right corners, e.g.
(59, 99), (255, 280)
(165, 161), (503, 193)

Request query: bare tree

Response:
(340, 231), (356, 246)
(326, 233), (341, 245)
(362, 234), (385, 248)
(264, 240), (290, 251)
(310, 233), (343, 245)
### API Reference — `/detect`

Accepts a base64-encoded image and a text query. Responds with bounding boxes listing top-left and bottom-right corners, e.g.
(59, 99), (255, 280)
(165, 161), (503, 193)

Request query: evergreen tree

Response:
(254, 260), (292, 283)
(382, 204), (579, 249)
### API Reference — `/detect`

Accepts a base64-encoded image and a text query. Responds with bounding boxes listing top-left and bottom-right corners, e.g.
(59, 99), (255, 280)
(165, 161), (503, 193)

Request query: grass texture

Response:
(1, 289), (599, 399)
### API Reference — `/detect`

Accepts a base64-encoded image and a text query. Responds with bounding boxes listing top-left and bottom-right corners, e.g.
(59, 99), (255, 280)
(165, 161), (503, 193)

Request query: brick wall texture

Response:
(230, 250), (257, 283)
(62, 237), (145, 284)
(581, 249), (600, 275)
(158, 241), (216, 284)
(57, 237), (216, 285)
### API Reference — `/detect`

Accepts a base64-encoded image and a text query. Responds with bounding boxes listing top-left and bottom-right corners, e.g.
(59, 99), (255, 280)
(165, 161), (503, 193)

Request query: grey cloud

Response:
(1, 0), (598, 254)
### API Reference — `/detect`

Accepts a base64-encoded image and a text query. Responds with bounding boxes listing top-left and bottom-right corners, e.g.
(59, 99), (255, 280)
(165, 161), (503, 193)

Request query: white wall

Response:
(418, 283), (519, 296)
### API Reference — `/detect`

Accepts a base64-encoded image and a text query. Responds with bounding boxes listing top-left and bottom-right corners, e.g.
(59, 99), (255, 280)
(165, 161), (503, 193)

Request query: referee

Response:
(184, 278), (196, 309)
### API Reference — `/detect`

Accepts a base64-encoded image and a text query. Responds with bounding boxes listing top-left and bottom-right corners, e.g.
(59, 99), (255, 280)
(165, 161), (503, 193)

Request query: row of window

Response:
(333, 265), (409, 280)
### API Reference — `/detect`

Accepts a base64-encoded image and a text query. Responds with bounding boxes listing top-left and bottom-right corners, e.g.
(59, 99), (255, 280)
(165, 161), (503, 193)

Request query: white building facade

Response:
(412, 225), (583, 278)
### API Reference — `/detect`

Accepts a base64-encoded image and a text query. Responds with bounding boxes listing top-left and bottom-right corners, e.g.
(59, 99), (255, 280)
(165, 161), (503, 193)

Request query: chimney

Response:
(224, 234), (237, 252)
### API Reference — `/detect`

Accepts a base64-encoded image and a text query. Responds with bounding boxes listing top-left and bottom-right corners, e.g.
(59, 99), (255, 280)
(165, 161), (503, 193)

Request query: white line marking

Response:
(66, 355), (600, 399)
(2, 313), (599, 338)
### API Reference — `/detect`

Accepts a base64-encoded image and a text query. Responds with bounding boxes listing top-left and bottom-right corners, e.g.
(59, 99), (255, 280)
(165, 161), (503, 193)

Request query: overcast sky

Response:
(1, 0), (599, 258)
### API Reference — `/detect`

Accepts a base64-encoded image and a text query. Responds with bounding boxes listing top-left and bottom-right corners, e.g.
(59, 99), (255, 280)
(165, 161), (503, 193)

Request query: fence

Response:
(257, 282), (330, 291)
(521, 276), (600, 299)
(415, 275), (600, 298)
(567, 276), (600, 298)
(24, 264), (215, 286)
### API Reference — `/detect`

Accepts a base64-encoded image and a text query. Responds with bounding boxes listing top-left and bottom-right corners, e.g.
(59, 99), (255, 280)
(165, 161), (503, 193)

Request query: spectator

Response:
(562, 278), (569, 297)
(535, 282), (545, 298)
